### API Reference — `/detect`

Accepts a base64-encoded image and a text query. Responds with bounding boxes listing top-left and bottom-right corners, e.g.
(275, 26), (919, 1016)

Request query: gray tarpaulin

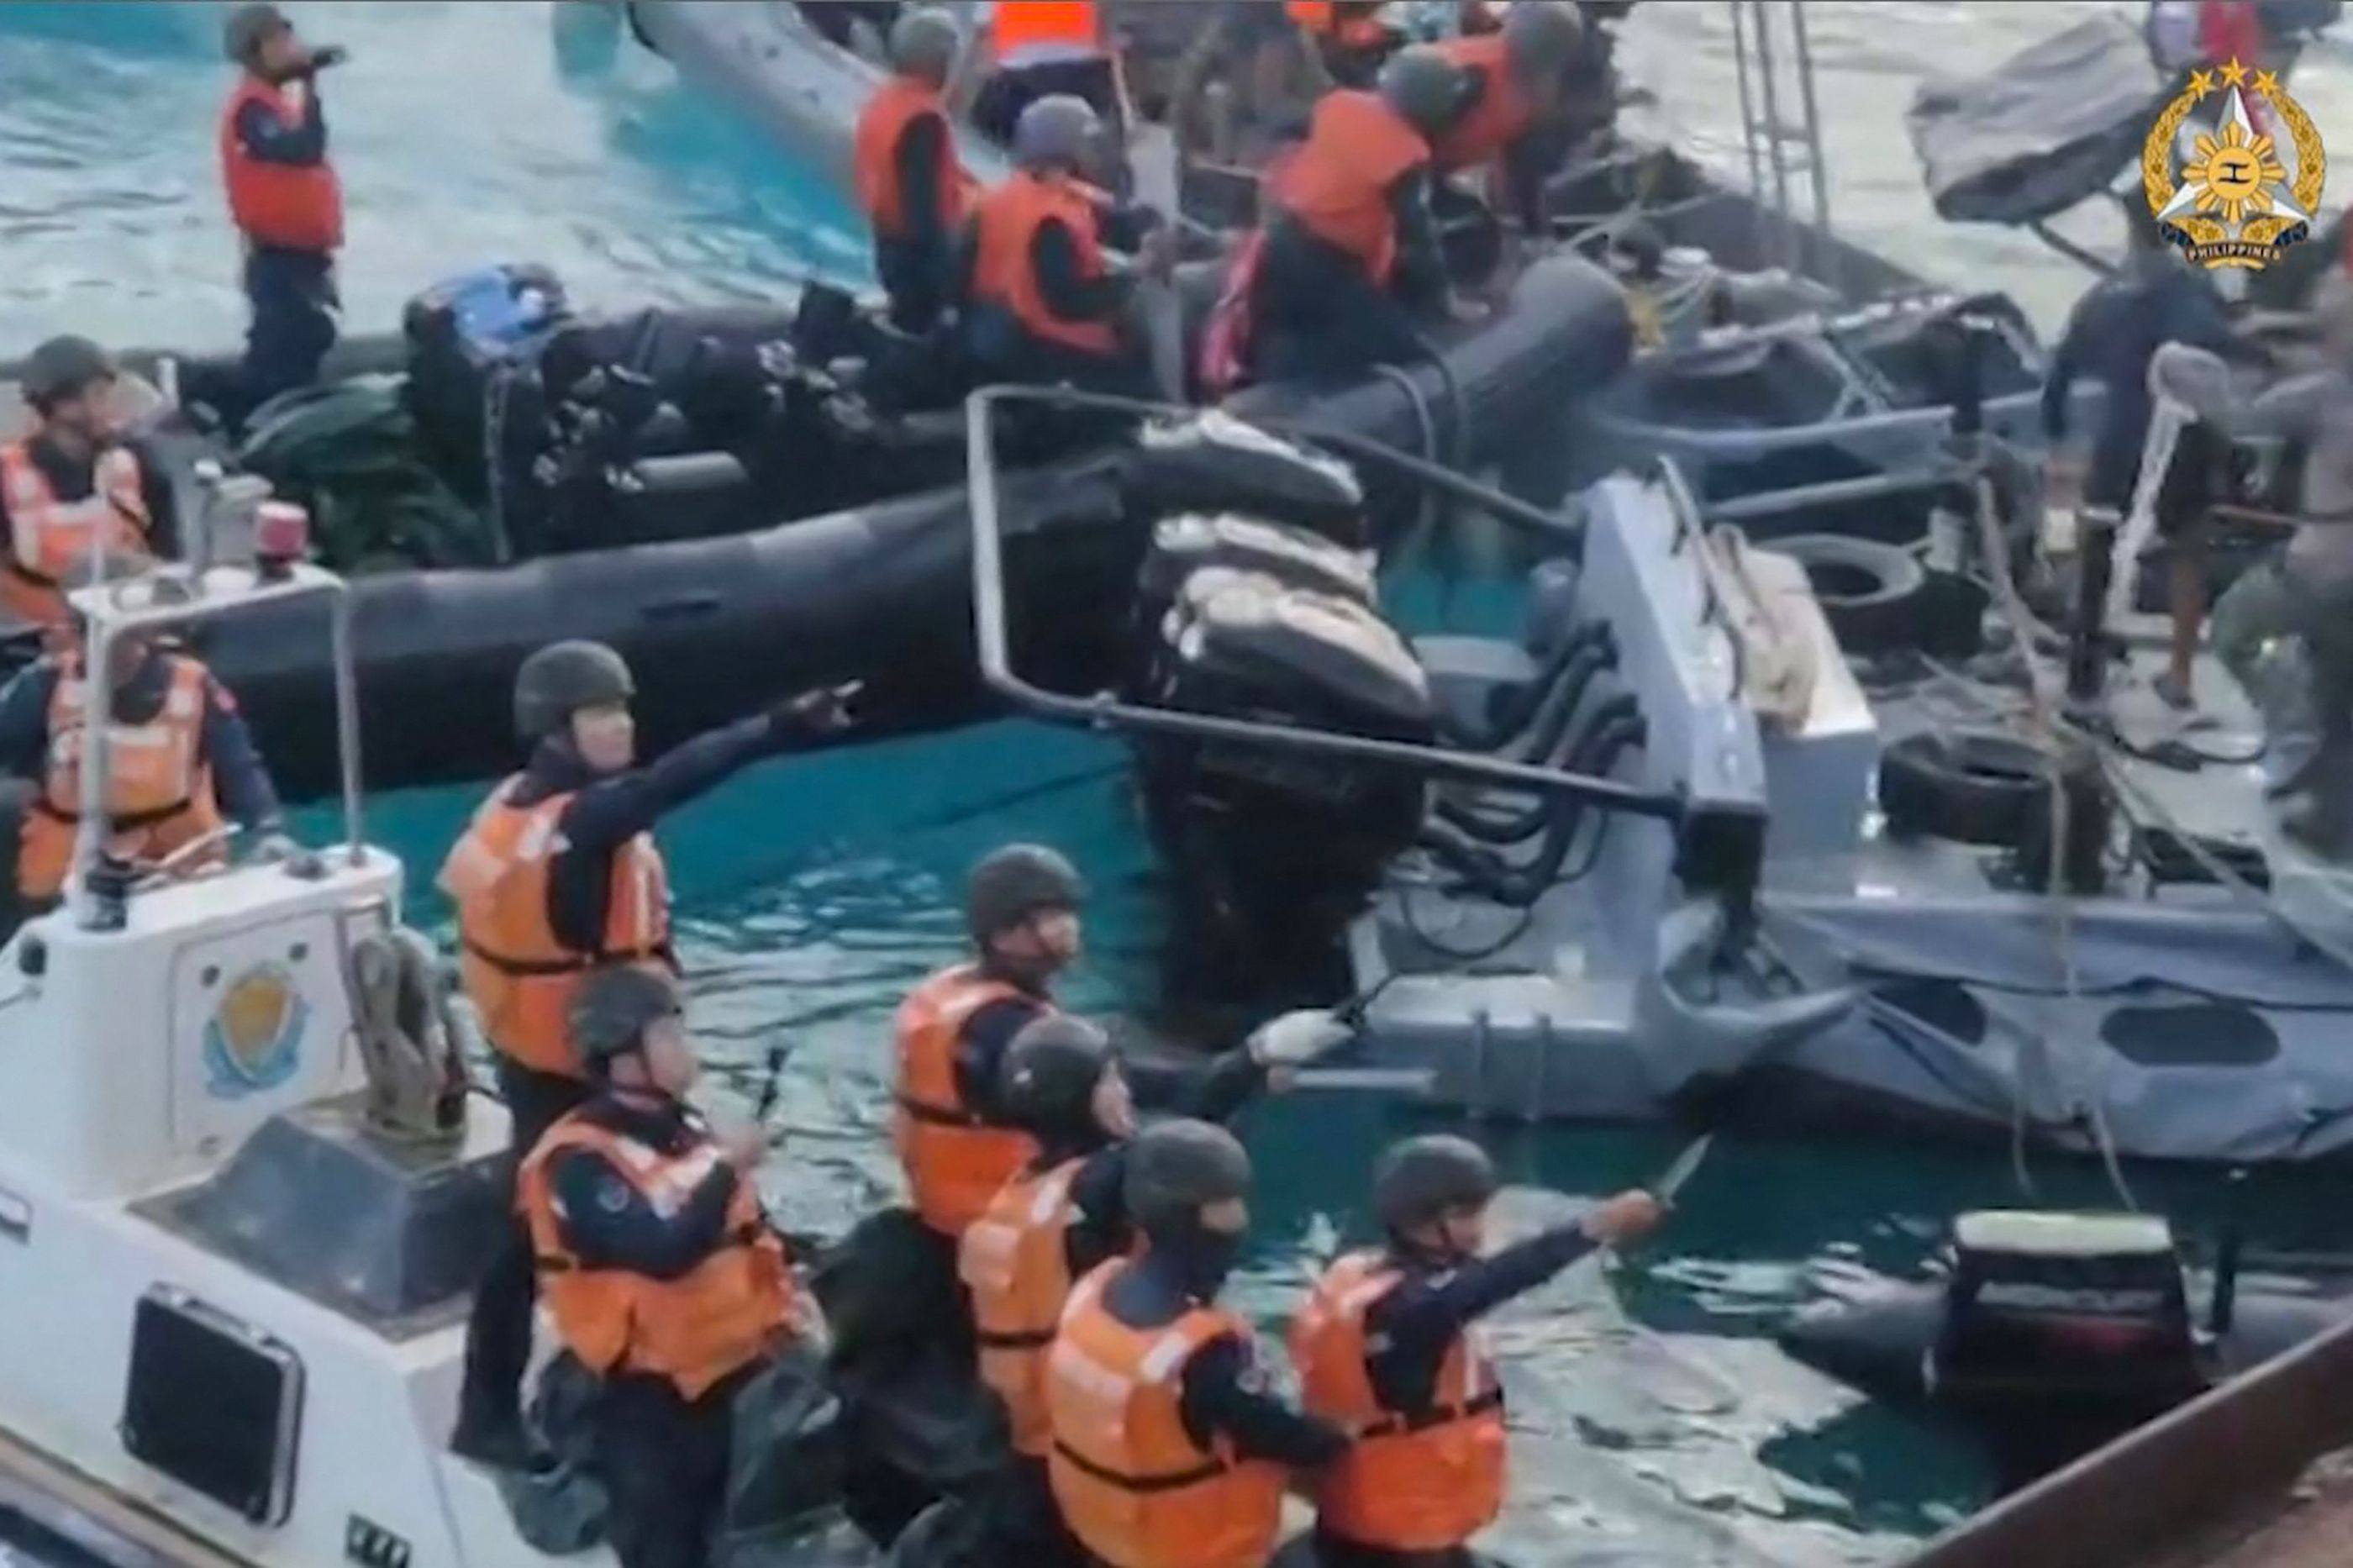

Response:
(1762, 895), (2353, 1162)
(1907, 11), (2172, 225)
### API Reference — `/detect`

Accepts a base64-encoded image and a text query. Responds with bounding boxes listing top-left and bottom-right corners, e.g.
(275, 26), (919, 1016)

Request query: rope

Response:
(1371, 355), (1460, 618)
(1967, 466), (2138, 1210)
(482, 366), (516, 565)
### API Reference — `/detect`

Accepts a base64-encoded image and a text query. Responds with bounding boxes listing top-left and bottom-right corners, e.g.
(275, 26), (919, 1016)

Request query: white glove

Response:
(251, 831), (301, 865)
(1245, 1008), (1355, 1069)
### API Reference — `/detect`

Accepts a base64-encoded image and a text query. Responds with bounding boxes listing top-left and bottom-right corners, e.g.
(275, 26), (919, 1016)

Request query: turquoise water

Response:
(10, 4), (2353, 1564)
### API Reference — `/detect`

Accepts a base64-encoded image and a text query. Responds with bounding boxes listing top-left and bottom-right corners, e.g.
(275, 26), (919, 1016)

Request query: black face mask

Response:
(1390, 1224), (1474, 1274)
(1158, 1222), (1245, 1302)
(1033, 1107), (1113, 1163)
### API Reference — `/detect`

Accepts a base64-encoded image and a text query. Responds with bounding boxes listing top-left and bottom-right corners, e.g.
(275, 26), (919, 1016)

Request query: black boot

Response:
(450, 1395), (536, 1472)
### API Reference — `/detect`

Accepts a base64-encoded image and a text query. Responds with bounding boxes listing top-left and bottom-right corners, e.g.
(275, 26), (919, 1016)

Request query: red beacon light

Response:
(254, 500), (311, 581)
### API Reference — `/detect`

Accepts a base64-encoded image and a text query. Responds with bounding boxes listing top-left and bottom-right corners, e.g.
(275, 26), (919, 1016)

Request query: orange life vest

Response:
(960, 1155), (1084, 1456)
(439, 776), (673, 1078)
(969, 171), (1120, 356)
(991, 1), (1103, 66)
(1431, 32), (1537, 172)
(891, 964), (1042, 1236)
(1271, 90), (1430, 287)
(1290, 1250), (1507, 1552)
(519, 1108), (794, 1399)
(1046, 1260), (1287, 1568)
(0, 439), (150, 629)
(854, 76), (973, 241)
(16, 653), (224, 902)
(218, 76), (344, 254)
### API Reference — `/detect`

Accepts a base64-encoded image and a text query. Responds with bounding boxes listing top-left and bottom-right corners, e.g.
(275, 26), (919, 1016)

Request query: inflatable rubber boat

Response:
(619, 0), (1014, 199)
(0, 248), (1628, 800)
(1780, 1209), (2353, 1488)
(621, 0), (2102, 553)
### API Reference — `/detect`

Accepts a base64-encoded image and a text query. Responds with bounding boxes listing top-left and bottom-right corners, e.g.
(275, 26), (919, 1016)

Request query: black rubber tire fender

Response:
(1878, 728), (2056, 847)
(1772, 534), (1929, 656)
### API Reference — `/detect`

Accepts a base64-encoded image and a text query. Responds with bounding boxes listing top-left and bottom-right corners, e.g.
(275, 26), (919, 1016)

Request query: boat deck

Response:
(1902, 1314), (2353, 1568)
(2145, 1451), (2353, 1568)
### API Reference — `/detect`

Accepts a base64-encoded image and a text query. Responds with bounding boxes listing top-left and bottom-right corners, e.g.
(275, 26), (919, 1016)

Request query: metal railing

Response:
(1729, 0), (1834, 284)
(962, 383), (1684, 822)
(71, 561), (364, 931)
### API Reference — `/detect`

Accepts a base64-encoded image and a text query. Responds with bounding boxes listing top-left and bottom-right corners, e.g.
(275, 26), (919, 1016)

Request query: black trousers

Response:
(963, 307), (1159, 400)
(241, 245), (339, 413)
(1250, 222), (1431, 385)
(594, 1366), (755, 1568)
(874, 233), (953, 336)
(983, 1452), (1087, 1566)
(458, 1056), (592, 1428)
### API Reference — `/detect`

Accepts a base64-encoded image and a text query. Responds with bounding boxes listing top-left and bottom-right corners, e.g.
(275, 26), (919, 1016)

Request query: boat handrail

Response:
(68, 555), (363, 931)
(1729, 1), (1834, 288)
(963, 383), (1684, 823)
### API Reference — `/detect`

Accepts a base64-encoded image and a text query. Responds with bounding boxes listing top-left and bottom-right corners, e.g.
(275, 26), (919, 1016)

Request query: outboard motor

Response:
(1118, 412), (1371, 545)
(1933, 1210), (2203, 1481)
(1126, 508), (1433, 1008)
(403, 263), (572, 509)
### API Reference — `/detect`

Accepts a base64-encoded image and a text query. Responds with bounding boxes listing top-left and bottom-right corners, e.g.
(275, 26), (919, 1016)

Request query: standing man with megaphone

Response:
(218, 3), (350, 413)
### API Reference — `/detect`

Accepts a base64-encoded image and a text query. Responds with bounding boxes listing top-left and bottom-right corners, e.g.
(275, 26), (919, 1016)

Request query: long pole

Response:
(1750, 3), (1796, 272)
(1787, 1), (1834, 287)
(1729, 2), (1764, 210)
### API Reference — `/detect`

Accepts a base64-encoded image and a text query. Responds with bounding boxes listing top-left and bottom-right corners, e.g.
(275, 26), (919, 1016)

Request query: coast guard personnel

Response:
(1290, 1136), (1662, 1566)
(220, 3), (348, 408)
(1045, 1118), (1350, 1568)
(0, 555), (284, 939)
(445, 639), (852, 1468)
(0, 338), (175, 631)
(519, 966), (803, 1568)
(855, 8), (974, 333)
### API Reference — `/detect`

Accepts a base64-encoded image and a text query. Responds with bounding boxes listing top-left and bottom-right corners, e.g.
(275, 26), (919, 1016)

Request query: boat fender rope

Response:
(346, 926), (468, 1142)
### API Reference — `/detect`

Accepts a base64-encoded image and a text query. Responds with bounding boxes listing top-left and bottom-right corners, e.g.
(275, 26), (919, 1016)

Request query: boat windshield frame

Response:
(67, 560), (362, 931)
(962, 381), (1683, 822)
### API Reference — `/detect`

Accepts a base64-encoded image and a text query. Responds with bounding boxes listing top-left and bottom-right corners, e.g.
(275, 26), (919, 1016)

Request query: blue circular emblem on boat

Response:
(203, 962), (309, 1098)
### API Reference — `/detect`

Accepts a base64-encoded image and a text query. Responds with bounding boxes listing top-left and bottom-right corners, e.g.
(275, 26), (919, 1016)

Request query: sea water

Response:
(8, 4), (2353, 1562)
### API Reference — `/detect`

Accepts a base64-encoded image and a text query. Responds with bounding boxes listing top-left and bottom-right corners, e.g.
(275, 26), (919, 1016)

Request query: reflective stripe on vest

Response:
(960, 1157), (1083, 1456)
(1271, 90), (1429, 287)
(1045, 1261), (1286, 1568)
(969, 171), (1120, 356)
(519, 1111), (794, 1399)
(853, 76), (970, 239)
(439, 776), (672, 1077)
(0, 440), (150, 629)
(1431, 33), (1537, 171)
(16, 654), (224, 902)
(991, 1), (1102, 66)
(1289, 1249), (1507, 1551)
(891, 964), (1040, 1235)
(219, 76), (344, 253)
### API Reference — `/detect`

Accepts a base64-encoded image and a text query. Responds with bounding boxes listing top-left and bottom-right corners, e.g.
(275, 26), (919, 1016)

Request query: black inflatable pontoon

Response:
(1780, 1210), (2353, 1488)
(2, 255), (1628, 799)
